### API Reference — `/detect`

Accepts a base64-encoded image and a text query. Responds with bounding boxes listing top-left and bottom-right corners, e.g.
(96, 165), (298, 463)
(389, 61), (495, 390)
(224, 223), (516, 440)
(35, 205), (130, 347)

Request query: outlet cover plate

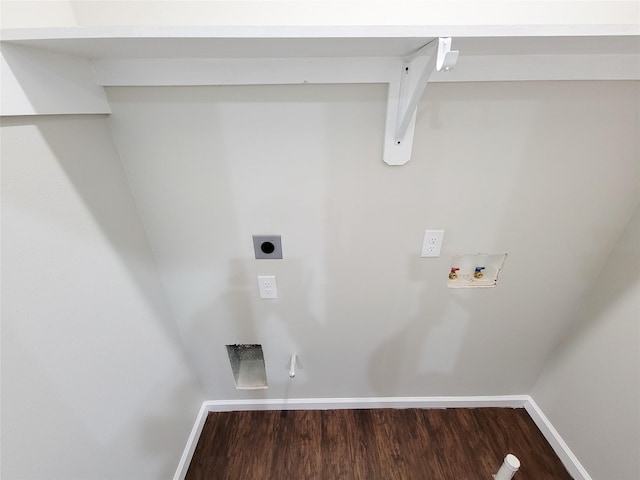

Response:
(258, 275), (278, 299)
(421, 230), (445, 257)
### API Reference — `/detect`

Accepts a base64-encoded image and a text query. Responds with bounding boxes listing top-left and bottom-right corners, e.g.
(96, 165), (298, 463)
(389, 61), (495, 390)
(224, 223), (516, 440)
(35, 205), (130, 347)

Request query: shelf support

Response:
(0, 43), (110, 116)
(383, 37), (458, 166)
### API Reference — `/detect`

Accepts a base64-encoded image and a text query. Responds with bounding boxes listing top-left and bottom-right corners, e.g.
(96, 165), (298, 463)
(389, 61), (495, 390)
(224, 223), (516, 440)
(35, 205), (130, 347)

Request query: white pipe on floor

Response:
(494, 454), (520, 480)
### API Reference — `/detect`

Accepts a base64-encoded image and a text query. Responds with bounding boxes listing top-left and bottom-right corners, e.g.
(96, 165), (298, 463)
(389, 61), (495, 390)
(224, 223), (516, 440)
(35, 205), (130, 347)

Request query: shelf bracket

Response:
(0, 43), (111, 116)
(383, 37), (459, 166)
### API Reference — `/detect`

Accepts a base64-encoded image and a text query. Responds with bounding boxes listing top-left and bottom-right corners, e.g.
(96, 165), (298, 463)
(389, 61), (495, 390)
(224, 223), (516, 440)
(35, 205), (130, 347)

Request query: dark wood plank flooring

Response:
(186, 408), (573, 479)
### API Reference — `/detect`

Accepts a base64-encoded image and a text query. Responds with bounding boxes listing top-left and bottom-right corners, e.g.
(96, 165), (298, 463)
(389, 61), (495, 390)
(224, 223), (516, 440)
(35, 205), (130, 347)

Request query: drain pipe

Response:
(288, 353), (298, 378)
(494, 454), (520, 480)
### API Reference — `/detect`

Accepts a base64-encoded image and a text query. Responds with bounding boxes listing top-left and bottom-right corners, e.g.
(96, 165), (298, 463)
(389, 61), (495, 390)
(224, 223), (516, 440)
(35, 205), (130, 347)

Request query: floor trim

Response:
(524, 397), (592, 480)
(173, 395), (588, 480)
(173, 402), (210, 480)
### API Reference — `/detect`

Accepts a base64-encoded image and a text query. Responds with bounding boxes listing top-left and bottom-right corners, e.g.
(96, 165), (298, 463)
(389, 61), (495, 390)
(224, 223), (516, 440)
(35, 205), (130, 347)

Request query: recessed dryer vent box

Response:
(252, 235), (282, 259)
(447, 253), (507, 288)
(226, 344), (268, 390)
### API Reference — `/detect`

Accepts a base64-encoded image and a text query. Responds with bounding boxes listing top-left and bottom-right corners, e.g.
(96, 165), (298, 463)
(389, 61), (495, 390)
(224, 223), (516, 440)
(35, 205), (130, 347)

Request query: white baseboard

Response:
(524, 397), (592, 480)
(173, 395), (588, 480)
(199, 395), (530, 412)
(173, 402), (210, 480)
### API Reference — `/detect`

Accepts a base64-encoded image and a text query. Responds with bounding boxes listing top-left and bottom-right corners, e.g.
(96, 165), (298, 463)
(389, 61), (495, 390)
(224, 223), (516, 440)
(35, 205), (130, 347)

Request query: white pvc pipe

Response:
(494, 454), (520, 480)
(288, 353), (297, 378)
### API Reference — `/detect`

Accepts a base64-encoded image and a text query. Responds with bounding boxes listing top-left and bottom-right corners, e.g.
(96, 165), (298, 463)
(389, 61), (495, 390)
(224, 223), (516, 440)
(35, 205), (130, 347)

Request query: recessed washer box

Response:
(448, 253), (507, 288)
(252, 235), (283, 259)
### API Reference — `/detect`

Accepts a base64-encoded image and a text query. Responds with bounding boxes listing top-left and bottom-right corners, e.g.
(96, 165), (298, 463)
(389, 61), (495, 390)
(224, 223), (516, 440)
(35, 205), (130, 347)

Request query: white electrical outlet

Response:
(421, 230), (445, 257)
(257, 275), (278, 299)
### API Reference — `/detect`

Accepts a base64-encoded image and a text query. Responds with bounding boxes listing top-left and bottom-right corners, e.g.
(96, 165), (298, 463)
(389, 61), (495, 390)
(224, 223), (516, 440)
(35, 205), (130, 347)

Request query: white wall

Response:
(1, 116), (203, 479)
(105, 81), (639, 401)
(0, 1), (77, 28)
(2, 0), (636, 29)
(533, 205), (640, 480)
(67, 0), (639, 28)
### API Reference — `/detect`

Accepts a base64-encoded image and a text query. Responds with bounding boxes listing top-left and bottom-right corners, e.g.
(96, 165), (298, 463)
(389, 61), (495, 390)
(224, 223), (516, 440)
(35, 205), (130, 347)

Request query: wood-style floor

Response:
(186, 408), (573, 479)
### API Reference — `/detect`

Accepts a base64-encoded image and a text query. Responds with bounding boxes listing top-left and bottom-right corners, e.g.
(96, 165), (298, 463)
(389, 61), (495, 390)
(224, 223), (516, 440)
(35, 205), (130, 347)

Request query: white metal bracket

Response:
(383, 37), (459, 166)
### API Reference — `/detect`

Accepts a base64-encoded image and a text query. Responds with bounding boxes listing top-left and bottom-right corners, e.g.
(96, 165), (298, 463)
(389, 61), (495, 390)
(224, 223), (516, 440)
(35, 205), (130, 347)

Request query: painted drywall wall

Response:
(105, 81), (639, 401)
(66, 0), (639, 28)
(0, 1), (77, 28)
(532, 205), (640, 480)
(2, 0), (636, 29)
(0, 116), (203, 479)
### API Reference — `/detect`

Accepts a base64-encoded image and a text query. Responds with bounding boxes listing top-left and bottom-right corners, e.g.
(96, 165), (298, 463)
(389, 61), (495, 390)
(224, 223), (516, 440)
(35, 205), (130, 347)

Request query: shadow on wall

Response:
(308, 83), (476, 397)
(367, 255), (471, 396)
(484, 81), (640, 382)
(189, 258), (262, 396)
(26, 114), (204, 471)
(540, 202), (640, 372)
(1, 114), (203, 479)
(379, 80), (640, 395)
(19, 115), (191, 362)
(139, 378), (204, 478)
(189, 256), (325, 398)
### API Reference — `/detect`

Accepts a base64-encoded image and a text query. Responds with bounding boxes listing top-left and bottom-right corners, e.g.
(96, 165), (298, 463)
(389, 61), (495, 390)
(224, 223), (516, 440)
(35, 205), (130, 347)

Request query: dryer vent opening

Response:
(226, 344), (268, 390)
